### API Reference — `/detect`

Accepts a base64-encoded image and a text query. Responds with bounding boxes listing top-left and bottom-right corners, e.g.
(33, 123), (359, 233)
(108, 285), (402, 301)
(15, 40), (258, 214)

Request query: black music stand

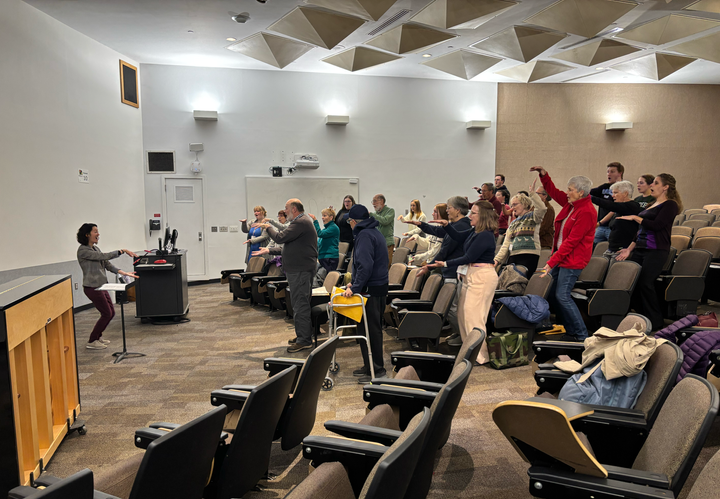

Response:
(97, 281), (145, 364)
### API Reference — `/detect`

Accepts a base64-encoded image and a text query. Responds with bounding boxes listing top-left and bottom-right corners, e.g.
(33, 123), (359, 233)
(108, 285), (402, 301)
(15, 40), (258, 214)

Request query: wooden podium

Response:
(0, 275), (81, 496)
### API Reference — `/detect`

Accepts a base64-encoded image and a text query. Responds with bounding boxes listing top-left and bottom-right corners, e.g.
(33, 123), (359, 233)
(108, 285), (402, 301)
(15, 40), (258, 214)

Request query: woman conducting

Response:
(241, 205), (270, 263)
(76, 223), (138, 350)
(426, 201), (498, 363)
(615, 173), (681, 331)
(494, 181), (547, 275)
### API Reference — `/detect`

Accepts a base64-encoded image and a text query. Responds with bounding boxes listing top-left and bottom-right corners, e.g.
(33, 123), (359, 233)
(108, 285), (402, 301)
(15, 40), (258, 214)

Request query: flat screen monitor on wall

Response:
(147, 151), (175, 173)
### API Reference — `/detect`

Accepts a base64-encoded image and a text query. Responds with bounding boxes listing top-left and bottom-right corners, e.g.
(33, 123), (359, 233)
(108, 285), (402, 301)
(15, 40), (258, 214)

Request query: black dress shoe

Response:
(288, 337), (298, 345)
(353, 367), (369, 377)
(358, 371), (387, 384)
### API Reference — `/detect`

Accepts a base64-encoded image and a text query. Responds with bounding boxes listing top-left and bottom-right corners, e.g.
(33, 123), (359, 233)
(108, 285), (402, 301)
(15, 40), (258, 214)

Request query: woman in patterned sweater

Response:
(494, 182), (548, 276)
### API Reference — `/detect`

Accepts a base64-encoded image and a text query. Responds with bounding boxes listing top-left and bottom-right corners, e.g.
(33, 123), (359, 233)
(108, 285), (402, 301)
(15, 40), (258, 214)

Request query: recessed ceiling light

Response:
(422, 54), (432, 58)
(226, 37), (237, 41)
(596, 67), (606, 70)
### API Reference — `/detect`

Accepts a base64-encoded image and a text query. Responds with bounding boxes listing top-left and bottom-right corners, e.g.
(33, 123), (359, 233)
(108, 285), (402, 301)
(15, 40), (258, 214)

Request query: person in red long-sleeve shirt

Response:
(531, 166), (597, 341)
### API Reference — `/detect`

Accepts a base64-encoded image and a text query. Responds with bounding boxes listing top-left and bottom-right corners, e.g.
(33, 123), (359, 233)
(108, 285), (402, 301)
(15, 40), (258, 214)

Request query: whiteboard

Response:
(245, 176), (360, 220)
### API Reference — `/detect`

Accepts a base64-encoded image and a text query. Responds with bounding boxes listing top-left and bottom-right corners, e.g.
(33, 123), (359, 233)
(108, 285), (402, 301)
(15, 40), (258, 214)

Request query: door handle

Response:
(198, 232), (203, 241)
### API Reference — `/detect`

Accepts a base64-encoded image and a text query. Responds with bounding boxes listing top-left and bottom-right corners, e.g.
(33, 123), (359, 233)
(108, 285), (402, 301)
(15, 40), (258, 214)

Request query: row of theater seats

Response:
(9, 329), (488, 499)
(495, 312), (720, 499)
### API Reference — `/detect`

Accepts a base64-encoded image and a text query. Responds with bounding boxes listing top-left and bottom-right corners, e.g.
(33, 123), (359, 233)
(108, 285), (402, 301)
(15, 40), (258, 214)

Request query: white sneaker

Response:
(99, 338), (110, 344)
(86, 340), (107, 350)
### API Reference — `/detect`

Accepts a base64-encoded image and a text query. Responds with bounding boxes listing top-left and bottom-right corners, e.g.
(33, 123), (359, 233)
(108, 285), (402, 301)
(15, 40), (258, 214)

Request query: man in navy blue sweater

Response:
(344, 204), (389, 383)
(411, 196), (472, 345)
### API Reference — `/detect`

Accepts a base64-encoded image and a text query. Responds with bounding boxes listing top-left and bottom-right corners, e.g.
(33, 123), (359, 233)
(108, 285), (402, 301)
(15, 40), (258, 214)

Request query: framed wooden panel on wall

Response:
(120, 60), (139, 108)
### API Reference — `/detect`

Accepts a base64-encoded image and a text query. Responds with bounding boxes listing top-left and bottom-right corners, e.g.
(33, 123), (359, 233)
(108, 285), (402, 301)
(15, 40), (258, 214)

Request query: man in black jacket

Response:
(412, 196), (472, 346)
(590, 162), (624, 247)
(344, 204), (389, 383)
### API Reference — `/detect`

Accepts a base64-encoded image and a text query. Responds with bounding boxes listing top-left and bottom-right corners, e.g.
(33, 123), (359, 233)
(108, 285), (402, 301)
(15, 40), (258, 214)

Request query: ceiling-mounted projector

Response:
(293, 154), (320, 169)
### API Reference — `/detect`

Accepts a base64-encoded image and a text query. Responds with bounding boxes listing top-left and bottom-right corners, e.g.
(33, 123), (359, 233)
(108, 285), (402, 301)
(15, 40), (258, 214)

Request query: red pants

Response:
(83, 287), (115, 342)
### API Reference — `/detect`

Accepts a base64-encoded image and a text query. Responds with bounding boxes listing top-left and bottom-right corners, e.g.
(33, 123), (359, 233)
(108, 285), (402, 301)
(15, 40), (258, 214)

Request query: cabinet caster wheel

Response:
(78, 426), (87, 436)
(321, 378), (334, 391)
(329, 362), (340, 373)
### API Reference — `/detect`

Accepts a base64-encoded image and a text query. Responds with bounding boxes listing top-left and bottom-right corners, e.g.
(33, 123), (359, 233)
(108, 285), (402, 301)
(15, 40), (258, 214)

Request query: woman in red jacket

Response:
(531, 166), (597, 341)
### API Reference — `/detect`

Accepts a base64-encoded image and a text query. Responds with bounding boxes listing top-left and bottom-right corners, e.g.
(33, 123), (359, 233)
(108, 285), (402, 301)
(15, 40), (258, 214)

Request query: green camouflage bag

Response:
(487, 331), (529, 369)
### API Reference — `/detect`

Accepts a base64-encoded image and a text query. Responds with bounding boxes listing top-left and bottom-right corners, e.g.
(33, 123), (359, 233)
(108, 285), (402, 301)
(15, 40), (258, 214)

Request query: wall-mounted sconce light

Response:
(466, 120), (491, 130)
(193, 110), (218, 121)
(326, 115), (350, 126)
(606, 121), (633, 131)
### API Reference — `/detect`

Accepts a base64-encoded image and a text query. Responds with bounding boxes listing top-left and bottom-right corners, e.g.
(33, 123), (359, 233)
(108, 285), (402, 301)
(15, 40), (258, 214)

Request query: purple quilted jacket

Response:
(655, 315), (720, 383)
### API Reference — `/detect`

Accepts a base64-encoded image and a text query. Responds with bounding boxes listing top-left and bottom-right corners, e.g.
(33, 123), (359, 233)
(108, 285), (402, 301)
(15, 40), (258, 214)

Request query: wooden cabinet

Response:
(0, 276), (80, 496)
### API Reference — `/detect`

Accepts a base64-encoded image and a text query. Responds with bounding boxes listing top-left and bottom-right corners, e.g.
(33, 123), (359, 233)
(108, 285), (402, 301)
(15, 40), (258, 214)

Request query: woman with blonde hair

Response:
(616, 173), (682, 330)
(409, 203), (448, 265)
(399, 199), (427, 238)
(241, 205), (269, 263)
(426, 200), (498, 361)
(310, 207), (340, 273)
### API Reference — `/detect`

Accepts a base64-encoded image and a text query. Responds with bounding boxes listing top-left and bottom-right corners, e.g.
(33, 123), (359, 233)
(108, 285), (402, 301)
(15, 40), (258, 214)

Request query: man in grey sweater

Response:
(253, 198), (318, 352)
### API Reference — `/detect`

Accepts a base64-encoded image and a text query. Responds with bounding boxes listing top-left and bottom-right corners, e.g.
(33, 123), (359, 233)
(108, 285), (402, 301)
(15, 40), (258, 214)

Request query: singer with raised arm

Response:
(76, 223), (138, 350)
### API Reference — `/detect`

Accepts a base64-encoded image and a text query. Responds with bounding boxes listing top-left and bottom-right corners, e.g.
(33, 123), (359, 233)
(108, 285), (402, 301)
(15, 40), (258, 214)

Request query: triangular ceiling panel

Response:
(471, 26), (566, 62)
(304, 0), (399, 22)
(552, 38), (640, 66)
(411, 0), (518, 30)
(611, 52), (697, 80)
(322, 46), (402, 71)
(267, 6), (367, 49)
(524, 0), (638, 38)
(672, 30), (720, 63)
(684, 0), (720, 15)
(365, 23), (457, 54)
(421, 49), (503, 79)
(495, 60), (574, 82)
(616, 14), (720, 45)
(226, 32), (315, 69)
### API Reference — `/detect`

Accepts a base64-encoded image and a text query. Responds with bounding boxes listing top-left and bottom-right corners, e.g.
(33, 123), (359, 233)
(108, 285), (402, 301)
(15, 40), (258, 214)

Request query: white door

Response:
(164, 177), (206, 277)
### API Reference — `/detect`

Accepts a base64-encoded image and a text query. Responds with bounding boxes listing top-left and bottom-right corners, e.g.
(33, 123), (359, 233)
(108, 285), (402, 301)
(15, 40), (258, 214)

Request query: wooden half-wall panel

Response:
(496, 84), (720, 210)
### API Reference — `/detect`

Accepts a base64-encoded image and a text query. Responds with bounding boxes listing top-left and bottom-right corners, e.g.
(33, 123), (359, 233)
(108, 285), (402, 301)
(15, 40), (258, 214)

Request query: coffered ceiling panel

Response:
(672, 30), (720, 63)
(365, 23), (457, 54)
(552, 38), (639, 66)
(611, 52), (697, 80)
(304, 0), (399, 21)
(322, 45), (402, 71)
(226, 32), (315, 68)
(495, 59), (574, 82)
(616, 13), (720, 45)
(524, 0), (638, 38)
(471, 26), (567, 62)
(421, 49), (503, 79)
(267, 6), (367, 49)
(684, 0), (720, 14)
(411, 0), (518, 30)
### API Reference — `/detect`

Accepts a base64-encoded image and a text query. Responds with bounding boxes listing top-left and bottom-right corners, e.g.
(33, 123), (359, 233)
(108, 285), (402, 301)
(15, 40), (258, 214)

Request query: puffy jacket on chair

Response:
(497, 295), (550, 324)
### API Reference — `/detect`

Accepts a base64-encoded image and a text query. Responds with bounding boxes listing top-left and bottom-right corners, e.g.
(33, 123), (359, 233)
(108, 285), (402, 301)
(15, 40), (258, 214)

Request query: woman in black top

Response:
(635, 174), (655, 209)
(335, 195), (356, 255)
(616, 174), (682, 330)
(591, 180), (642, 256)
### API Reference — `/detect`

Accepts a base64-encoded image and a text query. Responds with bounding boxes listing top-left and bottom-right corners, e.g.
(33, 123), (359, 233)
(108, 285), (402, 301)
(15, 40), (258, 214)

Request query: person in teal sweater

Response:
(310, 208), (340, 273)
(371, 194), (396, 266)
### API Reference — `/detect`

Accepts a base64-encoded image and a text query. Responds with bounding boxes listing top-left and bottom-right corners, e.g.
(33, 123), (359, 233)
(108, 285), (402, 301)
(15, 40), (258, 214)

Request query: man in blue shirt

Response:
(344, 204), (389, 383)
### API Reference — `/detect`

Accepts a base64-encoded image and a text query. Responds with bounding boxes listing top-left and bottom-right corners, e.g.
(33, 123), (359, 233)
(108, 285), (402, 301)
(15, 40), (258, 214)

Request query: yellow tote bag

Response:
(331, 287), (366, 323)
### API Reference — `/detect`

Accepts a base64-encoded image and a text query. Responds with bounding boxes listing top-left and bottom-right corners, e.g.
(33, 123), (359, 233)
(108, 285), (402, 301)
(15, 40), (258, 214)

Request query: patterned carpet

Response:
(45, 283), (719, 498)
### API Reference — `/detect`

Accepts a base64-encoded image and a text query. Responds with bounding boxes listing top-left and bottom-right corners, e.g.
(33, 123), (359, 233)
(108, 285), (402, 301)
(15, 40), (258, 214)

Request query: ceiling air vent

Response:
(367, 9), (411, 36)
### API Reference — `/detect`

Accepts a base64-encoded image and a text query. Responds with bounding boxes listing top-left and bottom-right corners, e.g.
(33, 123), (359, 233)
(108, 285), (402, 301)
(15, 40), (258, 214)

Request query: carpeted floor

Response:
(45, 283), (720, 498)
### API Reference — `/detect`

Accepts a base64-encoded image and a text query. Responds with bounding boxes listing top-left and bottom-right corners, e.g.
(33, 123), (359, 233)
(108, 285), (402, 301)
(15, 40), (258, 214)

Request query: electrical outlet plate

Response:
(211, 226), (218, 232)
(219, 226), (229, 232)
(229, 226), (239, 232)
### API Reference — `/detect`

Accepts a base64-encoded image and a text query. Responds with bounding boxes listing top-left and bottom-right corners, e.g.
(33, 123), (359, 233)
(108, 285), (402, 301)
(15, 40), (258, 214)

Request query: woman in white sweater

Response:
(409, 203), (447, 265)
(494, 184), (547, 276)
(398, 199), (427, 238)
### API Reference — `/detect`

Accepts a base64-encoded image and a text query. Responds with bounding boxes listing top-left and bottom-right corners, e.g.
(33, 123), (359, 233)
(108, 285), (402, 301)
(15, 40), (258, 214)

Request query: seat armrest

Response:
(586, 289), (631, 317)
(528, 467), (673, 499)
(263, 357), (305, 388)
(253, 275), (286, 284)
(587, 405), (644, 419)
(494, 290), (521, 299)
(533, 341), (585, 364)
(302, 435), (388, 465)
(387, 283), (403, 291)
(391, 299), (434, 312)
(369, 378), (444, 392)
(525, 397), (595, 421)
(387, 290), (421, 301)
(134, 428), (169, 449)
(362, 384), (438, 413)
(603, 465), (670, 489)
(534, 369), (571, 394)
(8, 486), (38, 499)
(221, 269), (245, 278)
(323, 421), (402, 446)
(211, 388), (253, 412)
(390, 351), (456, 383)
(149, 422), (180, 431)
(665, 276), (706, 302)
(573, 280), (603, 290)
(239, 271), (265, 281)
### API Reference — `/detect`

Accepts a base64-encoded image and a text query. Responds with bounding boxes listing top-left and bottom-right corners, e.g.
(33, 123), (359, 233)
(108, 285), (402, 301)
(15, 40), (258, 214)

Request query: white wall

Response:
(141, 65), (498, 279)
(0, 0), (146, 301)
